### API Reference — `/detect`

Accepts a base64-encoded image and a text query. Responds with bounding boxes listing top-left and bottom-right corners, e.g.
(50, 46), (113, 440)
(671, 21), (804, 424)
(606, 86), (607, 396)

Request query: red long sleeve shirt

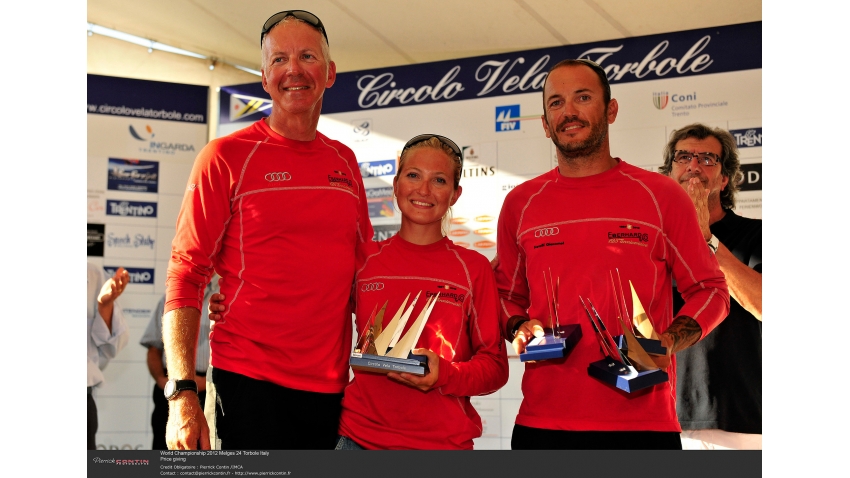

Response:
(494, 160), (729, 432)
(338, 235), (509, 449)
(165, 119), (373, 394)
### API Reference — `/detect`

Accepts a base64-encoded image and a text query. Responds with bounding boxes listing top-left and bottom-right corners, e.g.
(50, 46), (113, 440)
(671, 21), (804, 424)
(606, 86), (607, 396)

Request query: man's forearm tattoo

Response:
(664, 316), (702, 354)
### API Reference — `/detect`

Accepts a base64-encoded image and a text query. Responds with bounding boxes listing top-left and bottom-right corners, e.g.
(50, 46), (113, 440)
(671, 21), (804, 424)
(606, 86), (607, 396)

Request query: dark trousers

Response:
(511, 424), (683, 450)
(87, 388), (97, 450)
(212, 367), (343, 450)
(151, 382), (207, 450)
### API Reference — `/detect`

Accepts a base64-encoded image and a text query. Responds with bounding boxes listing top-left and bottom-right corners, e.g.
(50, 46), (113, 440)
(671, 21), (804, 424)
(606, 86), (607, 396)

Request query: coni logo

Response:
(652, 92), (669, 110)
(129, 124), (154, 141)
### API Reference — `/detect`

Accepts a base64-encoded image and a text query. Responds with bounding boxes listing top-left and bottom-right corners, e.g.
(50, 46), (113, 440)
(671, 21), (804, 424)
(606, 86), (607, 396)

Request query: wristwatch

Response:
(164, 379), (198, 401)
(707, 234), (719, 254)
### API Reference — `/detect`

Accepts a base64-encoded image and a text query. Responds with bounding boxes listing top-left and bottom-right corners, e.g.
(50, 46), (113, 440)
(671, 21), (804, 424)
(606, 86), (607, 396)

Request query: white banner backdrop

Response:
(87, 75), (209, 450)
(218, 23), (761, 450)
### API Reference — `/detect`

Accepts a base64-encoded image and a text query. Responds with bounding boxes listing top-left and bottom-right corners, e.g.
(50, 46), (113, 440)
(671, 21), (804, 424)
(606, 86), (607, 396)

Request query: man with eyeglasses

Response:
(494, 59), (729, 449)
(659, 123), (762, 449)
(163, 10), (372, 450)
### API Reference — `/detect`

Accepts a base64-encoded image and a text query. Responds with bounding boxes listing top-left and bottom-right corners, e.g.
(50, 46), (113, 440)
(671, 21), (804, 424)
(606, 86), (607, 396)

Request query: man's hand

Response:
(98, 267), (130, 306)
(97, 267), (129, 331)
(512, 319), (544, 355)
(685, 177), (711, 240)
(166, 392), (210, 450)
(387, 348), (439, 392)
(208, 293), (226, 322)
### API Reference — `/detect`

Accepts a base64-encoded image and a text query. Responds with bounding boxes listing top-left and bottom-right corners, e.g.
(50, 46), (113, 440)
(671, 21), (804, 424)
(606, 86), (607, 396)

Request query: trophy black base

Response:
(350, 352), (428, 376)
(520, 324), (582, 362)
(613, 335), (667, 356)
(587, 358), (669, 393)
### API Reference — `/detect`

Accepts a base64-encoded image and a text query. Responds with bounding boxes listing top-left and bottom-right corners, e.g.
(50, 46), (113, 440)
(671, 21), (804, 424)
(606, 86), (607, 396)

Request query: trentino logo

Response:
(495, 105), (520, 132)
(653, 92), (669, 110)
(359, 159), (396, 178)
(730, 128), (762, 148)
(229, 93), (273, 121)
(104, 266), (155, 284)
(106, 200), (158, 218)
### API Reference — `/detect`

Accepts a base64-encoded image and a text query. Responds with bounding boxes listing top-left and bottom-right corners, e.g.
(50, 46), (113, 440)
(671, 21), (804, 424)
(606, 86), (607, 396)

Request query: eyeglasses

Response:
(402, 134), (464, 168)
(673, 150), (721, 167)
(261, 10), (329, 47)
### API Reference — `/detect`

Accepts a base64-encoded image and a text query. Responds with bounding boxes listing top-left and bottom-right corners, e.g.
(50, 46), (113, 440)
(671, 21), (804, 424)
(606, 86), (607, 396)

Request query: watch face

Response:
(164, 380), (175, 398)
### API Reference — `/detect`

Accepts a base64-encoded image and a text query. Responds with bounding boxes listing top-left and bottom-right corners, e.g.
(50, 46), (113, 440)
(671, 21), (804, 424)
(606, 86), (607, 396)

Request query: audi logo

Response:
(265, 172), (292, 182)
(360, 282), (385, 292)
(535, 227), (560, 238)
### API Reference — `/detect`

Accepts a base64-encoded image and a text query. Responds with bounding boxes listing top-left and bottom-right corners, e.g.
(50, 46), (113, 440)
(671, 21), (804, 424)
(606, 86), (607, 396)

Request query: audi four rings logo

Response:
(265, 172), (292, 182)
(535, 227), (560, 237)
(361, 282), (385, 292)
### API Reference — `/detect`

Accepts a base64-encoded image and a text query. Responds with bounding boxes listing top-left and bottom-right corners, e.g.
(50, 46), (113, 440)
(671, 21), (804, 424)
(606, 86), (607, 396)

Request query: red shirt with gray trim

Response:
(338, 235), (509, 449)
(494, 160), (729, 432)
(166, 119), (373, 394)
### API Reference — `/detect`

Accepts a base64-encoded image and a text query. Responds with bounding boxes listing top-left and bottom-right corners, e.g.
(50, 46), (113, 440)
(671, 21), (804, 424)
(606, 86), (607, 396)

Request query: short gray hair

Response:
(260, 16), (331, 70)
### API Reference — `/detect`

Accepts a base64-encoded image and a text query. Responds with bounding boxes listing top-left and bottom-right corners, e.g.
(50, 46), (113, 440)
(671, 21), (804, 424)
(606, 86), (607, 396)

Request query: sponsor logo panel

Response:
(652, 90), (729, 117)
(373, 224), (400, 242)
(88, 223), (105, 257)
(104, 266), (155, 285)
(351, 119), (372, 142)
(229, 93), (273, 122)
(106, 200), (158, 218)
(366, 186), (394, 218)
(730, 128), (762, 148)
(738, 163), (762, 191)
(128, 124), (197, 156)
(107, 158), (159, 193)
(474, 240), (496, 249)
(495, 105), (520, 132)
(359, 159), (396, 178)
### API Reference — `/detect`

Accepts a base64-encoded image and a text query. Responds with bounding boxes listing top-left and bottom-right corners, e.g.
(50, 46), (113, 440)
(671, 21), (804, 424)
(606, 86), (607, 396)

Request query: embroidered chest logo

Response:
(265, 172), (292, 182)
(607, 224), (649, 246)
(428, 284), (465, 304)
(361, 282), (384, 292)
(328, 169), (354, 191)
(532, 226), (564, 250)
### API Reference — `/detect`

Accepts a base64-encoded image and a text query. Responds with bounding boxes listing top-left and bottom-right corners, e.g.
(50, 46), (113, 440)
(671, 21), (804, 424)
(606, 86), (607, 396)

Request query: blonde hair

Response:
(395, 137), (463, 236)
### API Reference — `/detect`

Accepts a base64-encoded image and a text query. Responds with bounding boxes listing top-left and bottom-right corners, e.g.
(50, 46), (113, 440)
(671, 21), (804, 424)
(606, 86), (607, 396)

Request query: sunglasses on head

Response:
(261, 10), (329, 47)
(402, 134), (464, 168)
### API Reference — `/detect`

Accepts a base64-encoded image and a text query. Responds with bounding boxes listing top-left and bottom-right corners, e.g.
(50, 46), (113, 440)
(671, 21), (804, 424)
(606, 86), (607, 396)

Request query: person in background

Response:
(659, 123), (762, 450)
(141, 277), (218, 449)
(87, 262), (130, 450)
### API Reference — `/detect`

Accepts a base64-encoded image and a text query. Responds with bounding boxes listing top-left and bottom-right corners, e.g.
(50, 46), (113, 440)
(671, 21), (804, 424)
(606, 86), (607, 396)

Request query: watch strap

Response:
(707, 234), (719, 254)
(165, 379), (198, 400)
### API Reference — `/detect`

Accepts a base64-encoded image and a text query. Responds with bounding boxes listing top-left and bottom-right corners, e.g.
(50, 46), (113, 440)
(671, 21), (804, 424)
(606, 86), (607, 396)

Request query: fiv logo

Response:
(495, 105), (520, 132)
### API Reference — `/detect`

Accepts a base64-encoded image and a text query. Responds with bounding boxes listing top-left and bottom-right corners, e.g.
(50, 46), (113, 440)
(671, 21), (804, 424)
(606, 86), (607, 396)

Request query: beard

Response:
(547, 114), (608, 160)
